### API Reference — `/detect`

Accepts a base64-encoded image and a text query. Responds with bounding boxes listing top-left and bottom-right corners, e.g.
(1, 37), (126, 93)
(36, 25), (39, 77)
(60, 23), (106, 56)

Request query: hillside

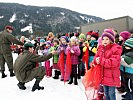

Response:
(0, 3), (104, 36)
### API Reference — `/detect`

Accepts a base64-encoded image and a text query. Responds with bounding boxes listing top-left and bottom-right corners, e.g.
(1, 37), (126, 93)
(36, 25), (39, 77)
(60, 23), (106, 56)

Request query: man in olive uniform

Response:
(13, 42), (56, 91)
(0, 25), (24, 78)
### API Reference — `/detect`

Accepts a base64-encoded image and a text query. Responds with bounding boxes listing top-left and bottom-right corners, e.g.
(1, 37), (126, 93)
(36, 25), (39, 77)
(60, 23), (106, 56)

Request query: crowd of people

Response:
(0, 25), (133, 100)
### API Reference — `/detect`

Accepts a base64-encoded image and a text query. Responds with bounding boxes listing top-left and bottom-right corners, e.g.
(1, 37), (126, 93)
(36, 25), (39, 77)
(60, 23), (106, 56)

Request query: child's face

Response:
(102, 36), (111, 46)
(71, 39), (76, 45)
(54, 42), (58, 46)
(91, 37), (96, 41)
(119, 36), (124, 41)
(61, 38), (66, 44)
(40, 42), (45, 45)
(80, 38), (84, 42)
(87, 35), (91, 40)
(46, 44), (50, 48)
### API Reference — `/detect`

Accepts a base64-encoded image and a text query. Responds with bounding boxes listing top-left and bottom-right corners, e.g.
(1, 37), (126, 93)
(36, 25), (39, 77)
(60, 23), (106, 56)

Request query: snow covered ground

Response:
(0, 53), (123, 100)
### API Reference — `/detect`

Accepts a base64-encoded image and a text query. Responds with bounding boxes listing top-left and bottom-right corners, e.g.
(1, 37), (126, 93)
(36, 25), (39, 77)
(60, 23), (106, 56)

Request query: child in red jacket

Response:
(94, 28), (122, 100)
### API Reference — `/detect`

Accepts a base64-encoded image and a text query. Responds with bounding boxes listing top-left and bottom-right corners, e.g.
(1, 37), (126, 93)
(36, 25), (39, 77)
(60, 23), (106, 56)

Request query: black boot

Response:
(68, 74), (73, 84)
(32, 79), (44, 92)
(78, 65), (81, 79)
(57, 70), (61, 75)
(17, 82), (26, 90)
(1, 71), (7, 78)
(53, 70), (59, 79)
(9, 69), (15, 77)
(74, 75), (78, 85)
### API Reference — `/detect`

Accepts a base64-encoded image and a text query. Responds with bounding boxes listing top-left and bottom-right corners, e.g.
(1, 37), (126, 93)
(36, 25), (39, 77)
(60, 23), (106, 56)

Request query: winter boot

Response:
(1, 71), (7, 78)
(97, 85), (104, 100)
(9, 69), (15, 77)
(17, 82), (26, 90)
(81, 68), (85, 76)
(57, 70), (61, 75)
(77, 73), (81, 79)
(74, 75), (78, 85)
(32, 79), (44, 92)
(68, 74), (73, 84)
(77, 65), (81, 79)
(53, 70), (59, 79)
(122, 92), (133, 99)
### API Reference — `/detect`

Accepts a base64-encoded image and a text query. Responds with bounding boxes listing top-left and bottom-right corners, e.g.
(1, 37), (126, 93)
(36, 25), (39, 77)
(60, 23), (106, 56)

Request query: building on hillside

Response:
(80, 16), (133, 35)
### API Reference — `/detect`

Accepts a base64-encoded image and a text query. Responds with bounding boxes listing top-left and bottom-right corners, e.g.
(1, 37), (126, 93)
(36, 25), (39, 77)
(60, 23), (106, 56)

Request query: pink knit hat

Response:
(102, 28), (115, 43)
(120, 31), (131, 42)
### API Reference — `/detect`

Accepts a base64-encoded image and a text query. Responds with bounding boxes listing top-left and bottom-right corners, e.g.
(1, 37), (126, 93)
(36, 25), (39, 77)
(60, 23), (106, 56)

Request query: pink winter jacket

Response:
(66, 45), (80, 65)
(94, 43), (122, 87)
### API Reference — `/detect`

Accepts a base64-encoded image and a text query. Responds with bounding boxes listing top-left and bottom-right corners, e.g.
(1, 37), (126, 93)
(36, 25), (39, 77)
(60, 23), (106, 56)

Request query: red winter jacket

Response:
(94, 43), (122, 87)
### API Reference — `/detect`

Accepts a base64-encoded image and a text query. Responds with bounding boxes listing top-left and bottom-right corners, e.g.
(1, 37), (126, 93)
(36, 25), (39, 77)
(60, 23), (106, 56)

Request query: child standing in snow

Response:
(43, 41), (52, 77)
(83, 31), (99, 70)
(78, 33), (86, 78)
(93, 29), (122, 100)
(66, 36), (80, 85)
(58, 36), (69, 81)
(49, 39), (60, 79)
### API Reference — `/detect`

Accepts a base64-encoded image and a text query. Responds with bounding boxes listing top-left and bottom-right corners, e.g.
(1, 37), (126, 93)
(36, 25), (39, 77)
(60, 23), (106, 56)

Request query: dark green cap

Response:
(24, 42), (34, 48)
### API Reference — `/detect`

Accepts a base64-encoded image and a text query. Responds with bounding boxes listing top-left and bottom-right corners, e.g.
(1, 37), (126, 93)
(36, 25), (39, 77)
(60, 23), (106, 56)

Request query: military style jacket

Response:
(0, 30), (23, 54)
(13, 50), (52, 82)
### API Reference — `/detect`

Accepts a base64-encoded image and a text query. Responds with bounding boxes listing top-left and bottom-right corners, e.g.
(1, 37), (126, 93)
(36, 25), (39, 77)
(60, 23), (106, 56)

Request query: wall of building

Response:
(80, 16), (133, 36)
(128, 17), (133, 32)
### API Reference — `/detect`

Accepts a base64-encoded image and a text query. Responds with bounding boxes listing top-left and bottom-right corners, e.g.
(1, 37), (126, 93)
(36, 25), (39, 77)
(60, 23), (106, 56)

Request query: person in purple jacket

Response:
(66, 36), (80, 85)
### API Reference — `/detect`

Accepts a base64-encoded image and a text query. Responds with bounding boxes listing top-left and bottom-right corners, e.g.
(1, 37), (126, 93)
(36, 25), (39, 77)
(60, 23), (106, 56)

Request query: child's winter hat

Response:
(91, 31), (99, 40)
(120, 31), (131, 42)
(45, 41), (51, 46)
(79, 33), (85, 39)
(102, 28), (115, 43)
(40, 39), (45, 43)
(61, 36), (69, 42)
(53, 38), (59, 45)
(87, 31), (92, 35)
(70, 36), (77, 41)
(124, 38), (133, 48)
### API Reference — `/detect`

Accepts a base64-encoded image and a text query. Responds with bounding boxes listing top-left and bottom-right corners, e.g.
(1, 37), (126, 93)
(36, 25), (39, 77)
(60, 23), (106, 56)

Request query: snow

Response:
(60, 12), (65, 16)
(19, 19), (25, 24)
(21, 23), (33, 33)
(47, 15), (51, 17)
(80, 15), (85, 20)
(36, 11), (39, 14)
(9, 13), (17, 23)
(0, 16), (4, 19)
(89, 18), (95, 23)
(24, 13), (29, 17)
(0, 53), (123, 100)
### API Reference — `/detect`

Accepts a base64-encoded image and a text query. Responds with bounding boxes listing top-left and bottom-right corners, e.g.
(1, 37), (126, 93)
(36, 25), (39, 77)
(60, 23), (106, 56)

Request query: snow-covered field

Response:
(0, 53), (123, 100)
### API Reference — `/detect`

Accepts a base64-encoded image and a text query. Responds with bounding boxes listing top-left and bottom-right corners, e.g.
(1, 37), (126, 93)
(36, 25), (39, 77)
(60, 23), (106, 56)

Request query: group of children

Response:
(11, 29), (133, 100)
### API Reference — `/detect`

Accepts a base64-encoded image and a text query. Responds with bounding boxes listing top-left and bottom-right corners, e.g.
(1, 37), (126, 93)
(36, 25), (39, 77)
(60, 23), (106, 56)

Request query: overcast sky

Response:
(0, 0), (133, 20)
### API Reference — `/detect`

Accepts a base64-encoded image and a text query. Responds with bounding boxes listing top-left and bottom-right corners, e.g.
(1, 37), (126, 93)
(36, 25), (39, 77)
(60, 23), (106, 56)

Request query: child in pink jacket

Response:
(93, 29), (122, 100)
(66, 36), (80, 85)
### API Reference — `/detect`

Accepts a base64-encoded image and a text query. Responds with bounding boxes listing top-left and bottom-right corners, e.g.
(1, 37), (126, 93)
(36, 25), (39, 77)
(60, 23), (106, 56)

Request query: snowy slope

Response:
(0, 53), (123, 100)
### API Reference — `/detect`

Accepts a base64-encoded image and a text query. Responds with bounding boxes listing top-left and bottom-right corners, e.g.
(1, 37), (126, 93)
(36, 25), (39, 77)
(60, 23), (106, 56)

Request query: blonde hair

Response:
(48, 32), (54, 36)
